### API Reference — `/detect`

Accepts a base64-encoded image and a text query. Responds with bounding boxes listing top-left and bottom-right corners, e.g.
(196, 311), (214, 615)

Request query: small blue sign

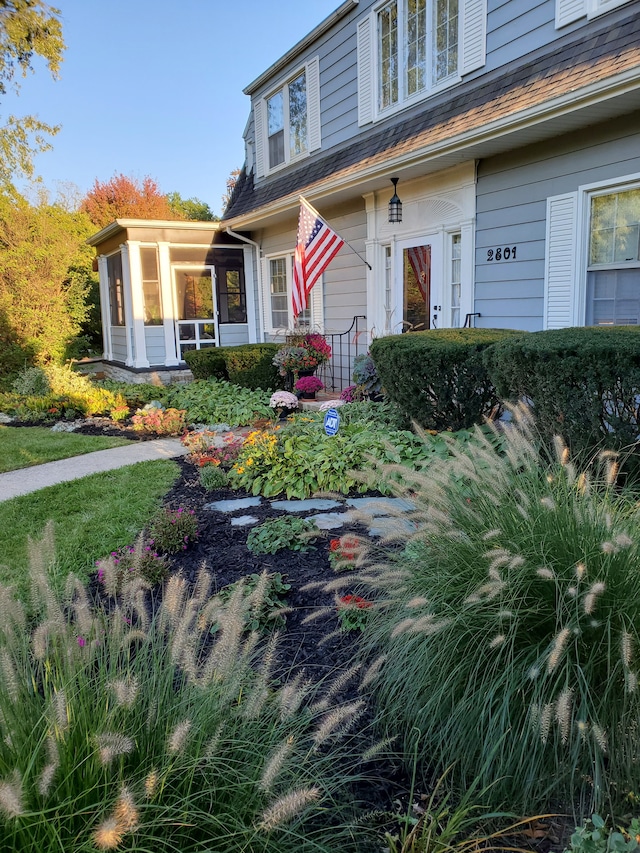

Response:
(324, 408), (341, 436)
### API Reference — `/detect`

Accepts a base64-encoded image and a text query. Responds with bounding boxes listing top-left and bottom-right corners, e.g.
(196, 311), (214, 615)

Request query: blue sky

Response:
(6, 0), (340, 215)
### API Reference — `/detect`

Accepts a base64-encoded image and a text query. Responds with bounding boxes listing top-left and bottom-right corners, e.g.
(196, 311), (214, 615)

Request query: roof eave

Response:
(87, 218), (222, 247)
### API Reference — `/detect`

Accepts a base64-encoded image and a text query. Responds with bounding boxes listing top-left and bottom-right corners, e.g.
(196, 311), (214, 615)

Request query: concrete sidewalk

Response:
(0, 438), (188, 502)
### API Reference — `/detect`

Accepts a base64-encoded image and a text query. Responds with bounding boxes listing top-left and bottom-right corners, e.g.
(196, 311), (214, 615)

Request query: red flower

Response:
(339, 594), (371, 609)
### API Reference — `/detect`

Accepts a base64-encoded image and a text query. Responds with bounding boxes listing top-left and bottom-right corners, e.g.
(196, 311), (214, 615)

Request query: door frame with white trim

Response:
(172, 265), (219, 361)
(394, 232), (444, 332)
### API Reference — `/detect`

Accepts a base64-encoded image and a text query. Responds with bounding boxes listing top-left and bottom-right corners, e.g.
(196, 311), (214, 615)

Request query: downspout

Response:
(225, 227), (264, 343)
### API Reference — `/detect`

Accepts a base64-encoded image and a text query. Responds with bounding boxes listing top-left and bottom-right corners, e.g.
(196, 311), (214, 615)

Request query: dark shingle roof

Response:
(223, 7), (640, 222)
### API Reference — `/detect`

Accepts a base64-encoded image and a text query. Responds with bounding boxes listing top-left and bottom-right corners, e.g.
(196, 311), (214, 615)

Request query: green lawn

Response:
(0, 460), (179, 600)
(0, 424), (131, 473)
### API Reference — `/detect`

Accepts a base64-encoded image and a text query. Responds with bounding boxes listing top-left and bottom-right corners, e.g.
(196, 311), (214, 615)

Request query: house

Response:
(90, 0), (640, 383)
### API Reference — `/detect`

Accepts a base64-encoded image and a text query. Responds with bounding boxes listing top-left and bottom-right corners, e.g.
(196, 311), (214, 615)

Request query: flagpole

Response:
(300, 196), (372, 271)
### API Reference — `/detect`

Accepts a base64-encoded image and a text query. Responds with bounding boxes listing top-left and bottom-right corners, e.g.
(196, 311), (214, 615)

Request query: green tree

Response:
(0, 188), (96, 379)
(0, 1), (65, 187)
(167, 191), (217, 221)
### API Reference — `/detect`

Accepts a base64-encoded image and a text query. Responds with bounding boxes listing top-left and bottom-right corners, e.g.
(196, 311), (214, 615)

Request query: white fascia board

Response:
(87, 218), (222, 246)
(225, 64), (640, 230)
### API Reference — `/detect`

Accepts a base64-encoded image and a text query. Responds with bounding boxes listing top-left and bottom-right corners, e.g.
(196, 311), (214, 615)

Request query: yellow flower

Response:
(236, 467), (244, 474)
(246, 458), (253, 466)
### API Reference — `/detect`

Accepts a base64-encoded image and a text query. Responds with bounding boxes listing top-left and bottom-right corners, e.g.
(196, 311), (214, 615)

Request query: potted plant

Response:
(295, 375), (324, 400)
(269, 390), (299, 419)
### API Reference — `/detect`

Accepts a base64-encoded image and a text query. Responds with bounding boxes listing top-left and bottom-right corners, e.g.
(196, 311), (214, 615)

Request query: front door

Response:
(173, 266), (219, 360)
(399, 236), (442, 331)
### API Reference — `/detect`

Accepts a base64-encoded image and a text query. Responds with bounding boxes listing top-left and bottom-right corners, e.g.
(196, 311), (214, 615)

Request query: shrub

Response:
(148, 506), (199, 553)
(11, 366), (50, 396)
(484, 326), (640, 459)
(360, 404), (640, 815)
(224, 343), (283, 391)
(199, 463), (229, 491)
(246, 516), (318, 555)
(371, 328), (523, 431)
(96, 379), (171, 409)
(0, 539), (379, 852)
(183, 347), (229, 381)
(163, 379), (272, 426)
(132, 405), (187, 435)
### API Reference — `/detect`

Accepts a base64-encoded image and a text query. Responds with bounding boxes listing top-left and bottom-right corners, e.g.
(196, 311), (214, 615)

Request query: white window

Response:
(450, 232), (462, 327)
(254, 58), (321, 177)
(358, 0), (485, 124)
(556, 0), (633, 28)
(263, 254), (319, 335)
(544, 177), (640, 329)
(586, 188), (640, 325)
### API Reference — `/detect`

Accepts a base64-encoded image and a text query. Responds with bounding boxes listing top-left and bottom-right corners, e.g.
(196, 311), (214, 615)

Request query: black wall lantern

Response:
(388, 177), (402, 223)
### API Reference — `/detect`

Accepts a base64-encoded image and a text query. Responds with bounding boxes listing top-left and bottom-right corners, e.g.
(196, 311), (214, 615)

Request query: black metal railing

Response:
(318, 315), (367, 393)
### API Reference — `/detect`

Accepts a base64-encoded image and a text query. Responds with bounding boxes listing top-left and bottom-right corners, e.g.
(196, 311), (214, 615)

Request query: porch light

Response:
(388, 177), (402, 223)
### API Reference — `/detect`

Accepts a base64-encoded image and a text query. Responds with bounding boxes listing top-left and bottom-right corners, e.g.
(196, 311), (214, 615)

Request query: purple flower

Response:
(77, 636), (86, 647)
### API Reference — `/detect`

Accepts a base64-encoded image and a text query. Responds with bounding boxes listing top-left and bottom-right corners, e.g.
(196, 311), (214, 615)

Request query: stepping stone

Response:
(346, 497), (415, 516)
(231, 515), (260, 526)
(204, 497), (263, 512)
(310, 512), (348, 530)
(368, 517), (417, 537)
(271, 499), (342, 512)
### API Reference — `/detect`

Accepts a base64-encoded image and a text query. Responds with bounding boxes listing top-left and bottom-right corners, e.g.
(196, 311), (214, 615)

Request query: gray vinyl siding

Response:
(220, 325), (250, 346)
(321, 206), (367, 334)
(485, 0), (555, 71)
(110, 327), (127, 362)
(144, 327), (166, 365)
(475, 114), (640, 330)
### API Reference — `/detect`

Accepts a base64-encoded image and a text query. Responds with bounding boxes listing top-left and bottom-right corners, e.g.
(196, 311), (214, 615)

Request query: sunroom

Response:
(87, 220), (257, 382)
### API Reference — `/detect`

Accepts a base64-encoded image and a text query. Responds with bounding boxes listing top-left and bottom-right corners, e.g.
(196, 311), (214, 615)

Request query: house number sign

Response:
(486, 246), (518, 261)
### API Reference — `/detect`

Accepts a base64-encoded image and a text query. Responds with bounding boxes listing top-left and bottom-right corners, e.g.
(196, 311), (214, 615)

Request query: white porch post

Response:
(97, 255), (112, 361)
(158, 241), (179, 365)
(460, 219), (475, 325)
(120, 244), (134, 367)
(125, 240), (150, 369)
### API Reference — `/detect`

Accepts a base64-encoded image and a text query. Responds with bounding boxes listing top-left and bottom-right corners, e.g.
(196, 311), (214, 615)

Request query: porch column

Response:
(242, 245), (258, 344)
(97, 254), (112, 361)
(460, 219), (475, 325)
(126, 241), (150, 369)
(120, 243), (134, 367)
(158, 242), (179, 365)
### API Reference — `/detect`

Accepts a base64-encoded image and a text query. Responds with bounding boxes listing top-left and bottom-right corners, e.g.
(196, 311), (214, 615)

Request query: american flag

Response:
(407, 245), (431, 301)
(292, 197), (345, 318)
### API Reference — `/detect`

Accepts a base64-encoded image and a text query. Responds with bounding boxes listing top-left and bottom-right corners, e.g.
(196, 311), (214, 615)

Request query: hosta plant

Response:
(246, 516), (318, 555)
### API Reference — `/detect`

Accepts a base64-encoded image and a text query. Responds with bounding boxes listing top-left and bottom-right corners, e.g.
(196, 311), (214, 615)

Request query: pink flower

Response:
(77, 636), (86, 647)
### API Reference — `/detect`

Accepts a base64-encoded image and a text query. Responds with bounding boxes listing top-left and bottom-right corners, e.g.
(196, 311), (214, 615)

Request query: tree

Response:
(0, 1), (65, 187)
(221, 167), (242, 213)
(0, 187), (96, 375)
(167, 191), (217, 221)
(80, 173), (175, 229)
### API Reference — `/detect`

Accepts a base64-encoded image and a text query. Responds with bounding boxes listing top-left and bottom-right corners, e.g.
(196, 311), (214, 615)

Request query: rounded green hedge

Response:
(484, 325), (640, 456)
(371, 328), (523, 431)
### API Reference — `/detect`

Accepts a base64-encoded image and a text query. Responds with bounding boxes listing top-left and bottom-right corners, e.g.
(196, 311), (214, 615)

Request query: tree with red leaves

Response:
(80, 174), (176, 229)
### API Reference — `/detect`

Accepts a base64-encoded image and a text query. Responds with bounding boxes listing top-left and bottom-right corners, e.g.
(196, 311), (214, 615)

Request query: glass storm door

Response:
(173, 267), (218, 360)
(394, 240), (448, 332)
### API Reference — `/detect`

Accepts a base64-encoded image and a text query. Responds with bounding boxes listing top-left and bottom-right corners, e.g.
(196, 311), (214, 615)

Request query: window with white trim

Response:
(254, 57), (321, 178)
(357, 0), (485, 124)
(586, 187), (640, 325)
(544, 177), (640, 330)
(556, 0), (633, 28)
(267, 255), (313, 332)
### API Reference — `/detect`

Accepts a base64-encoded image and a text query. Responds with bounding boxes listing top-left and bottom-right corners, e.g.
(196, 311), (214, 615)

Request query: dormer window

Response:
(254, 59), (321, 178)
(267, 71), (308, 169)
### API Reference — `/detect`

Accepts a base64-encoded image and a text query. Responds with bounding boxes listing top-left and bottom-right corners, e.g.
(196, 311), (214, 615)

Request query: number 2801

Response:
(487, 246), (517, 261)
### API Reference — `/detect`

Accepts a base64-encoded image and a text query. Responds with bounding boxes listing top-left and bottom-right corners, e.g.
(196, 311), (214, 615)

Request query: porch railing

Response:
(317, 315), (367, 393)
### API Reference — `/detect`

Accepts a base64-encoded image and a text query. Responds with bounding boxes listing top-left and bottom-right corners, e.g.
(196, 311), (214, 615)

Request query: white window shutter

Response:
(310, 277), (324, 333)
(357, 16), (374, 126)
(544, 193), (578, 330)
(260, 257), (272, 336)
(555, 0), (587, 28)
(460, 0), (487, 76)
(254, 100), (265, 178)
(306, 56), (321, 152)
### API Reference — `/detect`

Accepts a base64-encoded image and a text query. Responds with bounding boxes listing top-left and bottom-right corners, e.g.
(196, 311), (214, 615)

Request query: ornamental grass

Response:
(0, 525), (383, 852)
(358, 403), (640, 817)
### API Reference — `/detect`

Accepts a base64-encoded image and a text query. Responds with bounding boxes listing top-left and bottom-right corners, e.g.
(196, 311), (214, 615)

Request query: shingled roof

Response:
(223, 6), (640, 223)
